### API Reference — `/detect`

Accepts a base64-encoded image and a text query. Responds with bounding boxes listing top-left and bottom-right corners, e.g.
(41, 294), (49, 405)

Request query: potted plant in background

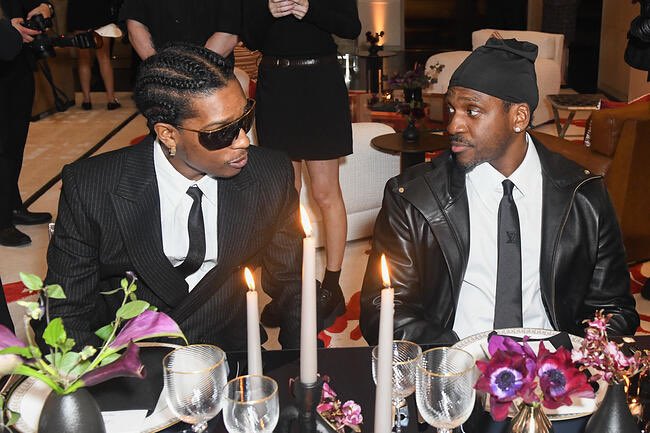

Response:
(0, 272), (186, 433)
(475, 334), (594, 433)
(388, 63), (432, 103)
(572, 311), (650, 433)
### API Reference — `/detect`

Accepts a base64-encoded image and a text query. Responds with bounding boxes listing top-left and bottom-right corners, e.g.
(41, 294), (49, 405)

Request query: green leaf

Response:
(12, 364), (64, 394)
(79, 345), (96, 361)
(99, 352), (121, 366)
(19, 273), (43, 292)
(95, 324), (114, 341)
(116, 300), (150, 320)
(129, 293), (137, 301)
(147, 304), (158, 311)
(44, 352), (61, 365)
(61, 338), (76, 353)
(59, 352), (81, 374)
(16, 301), (42, 320)
(44, 284), (66, 299)
(6, 408), (20, 426)
(99, 288), (123, 296)
(42, 318), (66, 349)
(0, 346), (34, 358)
(67, 359), (91, 378)
(29, 345), (42, 359)
(120, 278), (128, 290)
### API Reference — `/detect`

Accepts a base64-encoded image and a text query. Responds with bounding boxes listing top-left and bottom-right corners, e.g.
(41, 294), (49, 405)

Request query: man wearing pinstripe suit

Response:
(38, 44), (302, 351)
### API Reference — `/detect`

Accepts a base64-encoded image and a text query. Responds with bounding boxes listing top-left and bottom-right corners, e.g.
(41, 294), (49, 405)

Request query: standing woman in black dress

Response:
(67, 0), (120, 110)
(242, 0), (360, 327)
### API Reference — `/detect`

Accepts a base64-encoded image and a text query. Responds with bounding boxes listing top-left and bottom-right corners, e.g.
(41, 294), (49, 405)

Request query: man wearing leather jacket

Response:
(360, 38), (639, 345)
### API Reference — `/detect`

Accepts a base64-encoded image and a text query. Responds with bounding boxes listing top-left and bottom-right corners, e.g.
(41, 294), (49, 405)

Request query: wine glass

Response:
(222, 375), (279, 433)
(371, 340), (423, 432)
(163, 344), (228, 433)
(416, 347), (476, 433)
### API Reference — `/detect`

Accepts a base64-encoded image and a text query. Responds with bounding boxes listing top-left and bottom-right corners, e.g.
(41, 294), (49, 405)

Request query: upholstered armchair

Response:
(301, 122), (400, 247)
(531, 101), (650, 262)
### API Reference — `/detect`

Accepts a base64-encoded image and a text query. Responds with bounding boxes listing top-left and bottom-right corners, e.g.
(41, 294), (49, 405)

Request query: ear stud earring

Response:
(514, 127), (522, 133)
(168, 146), (176, 157)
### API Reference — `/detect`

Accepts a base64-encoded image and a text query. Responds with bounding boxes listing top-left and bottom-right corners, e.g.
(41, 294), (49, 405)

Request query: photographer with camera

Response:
(0, 0), (54, 247)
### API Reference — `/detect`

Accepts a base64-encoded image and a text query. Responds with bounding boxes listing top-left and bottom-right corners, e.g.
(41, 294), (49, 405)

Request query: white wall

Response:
(357, 0), (404, 50)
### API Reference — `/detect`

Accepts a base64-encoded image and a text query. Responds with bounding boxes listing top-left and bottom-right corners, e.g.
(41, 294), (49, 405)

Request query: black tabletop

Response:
(88, 336), (650, 433)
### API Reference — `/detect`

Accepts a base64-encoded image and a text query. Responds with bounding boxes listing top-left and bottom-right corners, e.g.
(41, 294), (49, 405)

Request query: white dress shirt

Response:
(153, 140), (218, 291)
(452, 134), (553, 338)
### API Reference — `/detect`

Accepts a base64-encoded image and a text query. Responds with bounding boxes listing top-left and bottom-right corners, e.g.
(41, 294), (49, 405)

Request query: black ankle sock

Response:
(322, 269), (341, 289)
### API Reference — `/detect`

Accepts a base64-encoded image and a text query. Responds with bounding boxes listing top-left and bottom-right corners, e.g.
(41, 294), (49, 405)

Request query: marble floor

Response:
(1, 91), (648, 349)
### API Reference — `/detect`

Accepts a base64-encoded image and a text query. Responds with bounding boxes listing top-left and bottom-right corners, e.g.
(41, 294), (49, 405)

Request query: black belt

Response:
(260, 55), (338, 68)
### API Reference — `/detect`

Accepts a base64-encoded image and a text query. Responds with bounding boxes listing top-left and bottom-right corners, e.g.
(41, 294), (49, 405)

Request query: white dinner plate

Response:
(6, 342), (181, 433)
(451, 327), (607, 421)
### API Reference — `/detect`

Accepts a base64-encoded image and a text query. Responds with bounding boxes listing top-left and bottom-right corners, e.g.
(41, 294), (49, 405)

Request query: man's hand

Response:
(27, 3), (53, 20)
(10, 17), (41, 43)
(291, 0), (309, 19)
(268, 0), (295, 18)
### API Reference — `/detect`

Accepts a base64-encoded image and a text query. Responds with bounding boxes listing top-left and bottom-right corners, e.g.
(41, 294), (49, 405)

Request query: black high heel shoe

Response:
(81, 101), (92, 110)
(107, 99), (121, 110)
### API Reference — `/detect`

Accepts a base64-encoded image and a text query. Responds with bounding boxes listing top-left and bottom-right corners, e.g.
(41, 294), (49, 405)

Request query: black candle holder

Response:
(274, 377), (337, 433)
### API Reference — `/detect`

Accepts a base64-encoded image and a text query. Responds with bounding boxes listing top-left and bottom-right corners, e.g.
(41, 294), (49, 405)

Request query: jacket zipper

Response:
(549, 176), (600, 329)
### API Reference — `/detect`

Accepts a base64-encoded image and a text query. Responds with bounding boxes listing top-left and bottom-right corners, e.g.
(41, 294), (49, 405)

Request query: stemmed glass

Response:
(163, 344), (229, 433)
(222, 375), (279, 433)
(372, 340), (423, 432)
(415, 347), (476, 433)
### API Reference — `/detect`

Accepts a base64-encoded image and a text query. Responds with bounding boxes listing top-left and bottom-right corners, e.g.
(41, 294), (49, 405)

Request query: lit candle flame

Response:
(244, 267), (255, 292)
(380, 254), (391, 288)
(300, 204), (312, 237)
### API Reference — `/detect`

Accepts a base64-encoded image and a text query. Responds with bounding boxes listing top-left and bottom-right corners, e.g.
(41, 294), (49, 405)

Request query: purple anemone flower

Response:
(476, 351), (537, 421)
(537, 342), (594, 409)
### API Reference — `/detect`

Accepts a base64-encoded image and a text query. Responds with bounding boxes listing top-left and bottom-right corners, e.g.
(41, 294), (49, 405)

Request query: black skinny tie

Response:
(494, 179), (523, 329)
(175, 185), (205, 279)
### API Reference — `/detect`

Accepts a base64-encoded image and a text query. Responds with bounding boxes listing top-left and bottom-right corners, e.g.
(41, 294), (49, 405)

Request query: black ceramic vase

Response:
(38, 388), (107, 433)
(403, 88), (414, 103)
(584, 382), (641, 433)
(402, 118), (419, 141)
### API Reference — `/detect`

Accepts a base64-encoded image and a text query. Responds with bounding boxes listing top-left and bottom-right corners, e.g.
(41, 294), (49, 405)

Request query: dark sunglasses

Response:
(175, 99), (256, 151)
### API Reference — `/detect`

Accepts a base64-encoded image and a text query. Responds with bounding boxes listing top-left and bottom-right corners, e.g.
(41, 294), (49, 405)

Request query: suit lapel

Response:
(110, 138), (188, 308)
(170, 164), (259, 317)
(402, 160), (470, 300)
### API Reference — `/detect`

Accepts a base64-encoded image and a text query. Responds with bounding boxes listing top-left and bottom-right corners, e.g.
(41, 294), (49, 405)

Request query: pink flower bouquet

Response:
(571, 310), (650, 384)
(316, 376), (363, 432)
(475, 335), (594, 421)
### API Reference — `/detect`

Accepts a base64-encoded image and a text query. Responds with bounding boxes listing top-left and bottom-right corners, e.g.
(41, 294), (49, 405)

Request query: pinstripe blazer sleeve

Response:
(39, 164), (103, 347)
(260, 155), (303, 349)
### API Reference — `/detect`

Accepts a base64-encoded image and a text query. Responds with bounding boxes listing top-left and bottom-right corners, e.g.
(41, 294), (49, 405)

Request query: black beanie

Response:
(449, 37), (539, 112)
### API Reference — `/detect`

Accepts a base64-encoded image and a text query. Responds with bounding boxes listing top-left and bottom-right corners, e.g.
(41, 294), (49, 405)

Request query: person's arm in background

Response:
(126, 19), (155, 60)
(205, 32), (238, 57)
(0, 17), (23, 60)
(205, 0), (241, 57)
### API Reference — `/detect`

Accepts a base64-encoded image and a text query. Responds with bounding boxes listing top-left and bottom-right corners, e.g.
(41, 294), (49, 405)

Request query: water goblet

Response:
(415, 347), (476, 433)
(222, 375), (279, 433)
(372, 340), (423, 432)
(163, 344), (228, 433)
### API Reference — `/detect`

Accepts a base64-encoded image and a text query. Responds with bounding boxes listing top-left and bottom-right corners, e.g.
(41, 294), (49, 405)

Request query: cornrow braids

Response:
(133, 43), (235, 133)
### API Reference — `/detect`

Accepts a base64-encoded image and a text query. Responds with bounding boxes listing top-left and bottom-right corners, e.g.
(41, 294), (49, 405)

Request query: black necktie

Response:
(494, 179), (523, 329)
(175, 185), (205, 279)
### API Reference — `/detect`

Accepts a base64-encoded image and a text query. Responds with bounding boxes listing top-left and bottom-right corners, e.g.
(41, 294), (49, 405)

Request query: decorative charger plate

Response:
(6, 342), (181, 433)
(451, 327), (607, 421)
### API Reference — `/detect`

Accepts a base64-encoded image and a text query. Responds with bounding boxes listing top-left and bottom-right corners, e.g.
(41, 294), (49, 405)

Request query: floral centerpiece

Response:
(475, 334), (594, 429)
(571, 311), (650, 433)
(316, 376), (363, 432)
(365, 31), (384, 56)
(572, 310), (650, 384)
(0, 272), (185, 396)
(388, 64), (432, 92)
